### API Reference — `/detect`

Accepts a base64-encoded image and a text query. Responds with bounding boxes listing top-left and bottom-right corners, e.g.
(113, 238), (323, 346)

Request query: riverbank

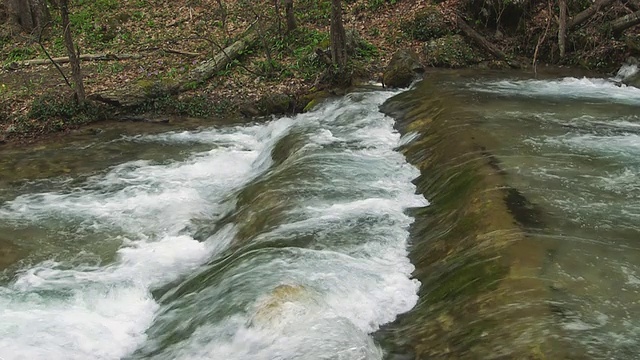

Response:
(1, 0), (638, 146)
(0, 0), (420, 146)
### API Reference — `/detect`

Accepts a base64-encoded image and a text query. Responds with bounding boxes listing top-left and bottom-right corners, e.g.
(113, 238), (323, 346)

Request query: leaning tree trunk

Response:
(568, 0), (616, 29)
(5, 0), (49, 33)
(330, 0), (347, 69)
(60, 0), (85, 105)
(612, 10), (640, 34)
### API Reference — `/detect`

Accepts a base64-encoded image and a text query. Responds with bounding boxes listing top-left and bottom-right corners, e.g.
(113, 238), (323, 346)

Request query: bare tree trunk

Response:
(214, 0), (229, 40)
(568, 0), (616, 29)
(330, 0), (347, 69)
(558, 0), (567, 58)
(612, 10), (640, 34)
(60, 0), (85, 105)
(273, 0), (281, 35)
(5, 0), (50, 33)
(284, 0), (296, 33)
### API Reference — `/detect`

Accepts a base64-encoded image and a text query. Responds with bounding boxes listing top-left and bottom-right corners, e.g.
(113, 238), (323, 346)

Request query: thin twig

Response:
(532, 0), (552, 77)
(37, 21), (72, 89)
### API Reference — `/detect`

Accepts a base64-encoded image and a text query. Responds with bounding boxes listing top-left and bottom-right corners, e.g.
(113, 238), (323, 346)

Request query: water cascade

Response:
(1, 70), (639, 359)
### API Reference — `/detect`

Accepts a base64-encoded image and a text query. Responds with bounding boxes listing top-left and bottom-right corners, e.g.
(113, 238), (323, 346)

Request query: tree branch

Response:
(568, 0), (617, 29)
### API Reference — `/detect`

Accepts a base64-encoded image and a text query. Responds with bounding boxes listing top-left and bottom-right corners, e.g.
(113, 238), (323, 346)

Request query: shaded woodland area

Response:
(1, 0), (640, 143)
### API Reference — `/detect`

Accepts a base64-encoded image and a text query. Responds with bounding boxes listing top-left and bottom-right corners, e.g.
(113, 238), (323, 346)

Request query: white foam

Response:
(131, 89), (423, 359)
(472, 77), (640, 106)
(544, 133), (640, 161)
(0, 120), (295, 360)
(0, 89), (424, 360)
(613, 64), (639, 82)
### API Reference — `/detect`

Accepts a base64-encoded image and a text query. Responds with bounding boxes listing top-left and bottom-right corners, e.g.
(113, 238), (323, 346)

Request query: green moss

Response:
(257, 93), (292, 115)
(300, 90), (330, 112)
(424, 34), (482, 68)
(425, 251), (508, 303)
(401, 6), (454, 41)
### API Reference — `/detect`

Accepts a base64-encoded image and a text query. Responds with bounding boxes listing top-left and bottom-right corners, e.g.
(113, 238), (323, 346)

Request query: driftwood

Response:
(14, 53), (142, 67)
(612, 10), (640, 33)
(91, 28), (258, 107)
(568, 0), (617, 29)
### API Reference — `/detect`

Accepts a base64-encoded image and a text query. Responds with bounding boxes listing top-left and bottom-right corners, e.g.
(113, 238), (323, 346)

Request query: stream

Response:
(1, 70), (639, 359)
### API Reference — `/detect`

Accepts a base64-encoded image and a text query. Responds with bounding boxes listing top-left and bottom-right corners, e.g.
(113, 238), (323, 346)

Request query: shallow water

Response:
(440, 71), (640, 358)
(0, 89), (426, 359)
(471, 77), (640, 358)
(1, 70), (640, 359)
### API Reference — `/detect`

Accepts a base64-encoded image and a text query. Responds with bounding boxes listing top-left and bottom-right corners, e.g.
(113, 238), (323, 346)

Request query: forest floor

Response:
(0, 0), (636, 146)
(0, 0), (432, 145)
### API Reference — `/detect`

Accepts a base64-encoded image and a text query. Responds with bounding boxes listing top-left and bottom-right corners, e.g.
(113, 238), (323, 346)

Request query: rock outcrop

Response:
(382, 49), (424, 88)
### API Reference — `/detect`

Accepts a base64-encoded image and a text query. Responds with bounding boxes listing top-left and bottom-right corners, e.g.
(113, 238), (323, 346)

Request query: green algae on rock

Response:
(374, 75), (557, 359)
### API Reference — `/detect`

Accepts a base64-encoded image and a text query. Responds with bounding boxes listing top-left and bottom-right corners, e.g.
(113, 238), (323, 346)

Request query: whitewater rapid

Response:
(0, 89), (427, 360)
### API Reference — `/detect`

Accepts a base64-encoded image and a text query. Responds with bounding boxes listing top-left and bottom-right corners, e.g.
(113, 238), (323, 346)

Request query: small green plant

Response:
(6, 47), (36, 62)
(367, 0), (397, 10)
(355, 41), (378, 59)
(110, 62), (125, 73)
(27, 92), (108, 132)
(296, 0), (332, 24)
(367, 27), (381, 37)
(139, 95), (233, 118)
(67, 0), (119, 47)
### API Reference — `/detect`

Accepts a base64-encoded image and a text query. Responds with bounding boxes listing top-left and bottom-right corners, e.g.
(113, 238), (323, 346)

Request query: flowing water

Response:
(466, 73), (640, 358)
(1, 70), (640, 359)
(0, 90), (426, 359)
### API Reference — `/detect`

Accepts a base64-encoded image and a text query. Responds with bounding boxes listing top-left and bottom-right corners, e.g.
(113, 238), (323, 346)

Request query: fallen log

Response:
(612, 9), (640, 34)
(177, 30), (258, 92)
(15, 53), (142, 67)
(90, 28), (258, 108)
(456, 15), (519, 68)
(568, 0), (617, 29)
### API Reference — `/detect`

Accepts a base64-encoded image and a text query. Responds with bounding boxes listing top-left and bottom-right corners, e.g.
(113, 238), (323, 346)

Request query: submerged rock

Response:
(250, 284), (314, 327)
(383, 49), (424, 88)
(0, 238), (22, 270)
(300, 90), (331, 112)
(257, 93), (293, 115)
